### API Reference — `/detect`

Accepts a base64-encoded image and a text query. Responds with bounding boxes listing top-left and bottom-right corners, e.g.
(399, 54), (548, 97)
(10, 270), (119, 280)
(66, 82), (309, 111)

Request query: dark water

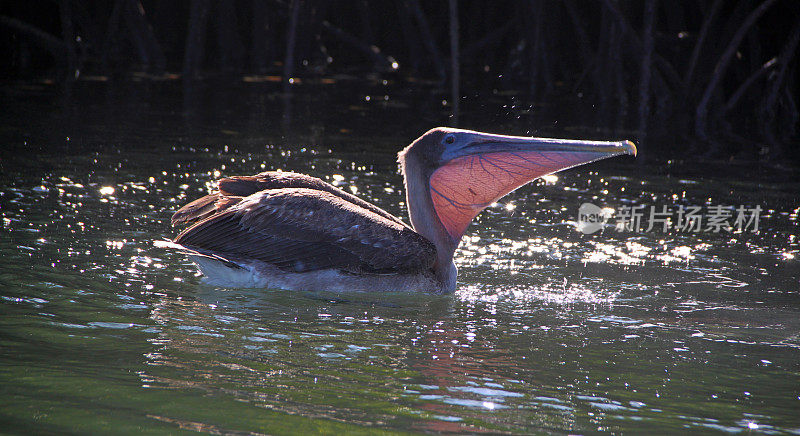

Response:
(1, 78), (799, 434)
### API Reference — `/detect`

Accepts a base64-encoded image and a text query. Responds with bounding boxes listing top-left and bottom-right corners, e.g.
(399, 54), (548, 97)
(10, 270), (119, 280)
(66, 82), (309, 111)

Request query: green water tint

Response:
(2, 82), (799, 434)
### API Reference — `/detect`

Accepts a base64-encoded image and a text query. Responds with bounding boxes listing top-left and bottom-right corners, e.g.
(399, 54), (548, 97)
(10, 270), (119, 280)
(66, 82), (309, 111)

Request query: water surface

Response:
(1, 79), (799, 434)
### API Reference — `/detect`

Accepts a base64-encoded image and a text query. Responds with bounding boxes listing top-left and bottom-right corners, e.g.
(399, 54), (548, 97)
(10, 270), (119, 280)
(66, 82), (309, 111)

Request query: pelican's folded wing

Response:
(174, 188), (435, 274)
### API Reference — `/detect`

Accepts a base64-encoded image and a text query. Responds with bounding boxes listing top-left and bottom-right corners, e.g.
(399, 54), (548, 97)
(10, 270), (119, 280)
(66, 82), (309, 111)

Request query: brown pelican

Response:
(166, 127), (636, 293)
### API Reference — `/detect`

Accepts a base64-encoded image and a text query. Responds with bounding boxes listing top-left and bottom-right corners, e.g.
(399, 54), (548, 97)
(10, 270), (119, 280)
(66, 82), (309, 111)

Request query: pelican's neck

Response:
(400, 152), (459, 292)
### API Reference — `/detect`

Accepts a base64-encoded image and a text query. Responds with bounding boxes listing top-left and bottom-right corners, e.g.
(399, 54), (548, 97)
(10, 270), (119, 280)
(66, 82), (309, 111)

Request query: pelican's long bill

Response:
(428, 129), (637, 241)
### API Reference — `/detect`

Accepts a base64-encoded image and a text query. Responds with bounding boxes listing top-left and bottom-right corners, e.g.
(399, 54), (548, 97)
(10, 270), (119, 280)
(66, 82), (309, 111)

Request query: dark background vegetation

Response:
(2, 0), (799, 164)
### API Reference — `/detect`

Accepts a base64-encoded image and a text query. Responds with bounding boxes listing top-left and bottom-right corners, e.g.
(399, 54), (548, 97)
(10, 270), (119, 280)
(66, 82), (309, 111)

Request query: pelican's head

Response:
(399, 127), (636, 243)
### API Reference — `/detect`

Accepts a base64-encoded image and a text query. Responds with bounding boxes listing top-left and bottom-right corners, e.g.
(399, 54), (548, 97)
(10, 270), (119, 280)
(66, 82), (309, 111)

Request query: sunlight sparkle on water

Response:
(331, 174), (345, 186)
(656, 245), (695, 263)
(583, 241), (647, 265)
(99, 186), (115, 195)
(457, 281), (620, 305)
(541, 174), (558, 184)
(105, 240), (126, 250)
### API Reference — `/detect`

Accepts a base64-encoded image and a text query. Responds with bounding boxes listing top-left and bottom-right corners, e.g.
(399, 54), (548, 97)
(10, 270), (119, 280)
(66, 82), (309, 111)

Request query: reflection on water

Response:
(1, 81), (799, 433)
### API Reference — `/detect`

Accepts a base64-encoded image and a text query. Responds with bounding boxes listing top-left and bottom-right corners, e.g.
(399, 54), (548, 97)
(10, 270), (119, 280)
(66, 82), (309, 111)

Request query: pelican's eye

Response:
(444, 134), (455, 144)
